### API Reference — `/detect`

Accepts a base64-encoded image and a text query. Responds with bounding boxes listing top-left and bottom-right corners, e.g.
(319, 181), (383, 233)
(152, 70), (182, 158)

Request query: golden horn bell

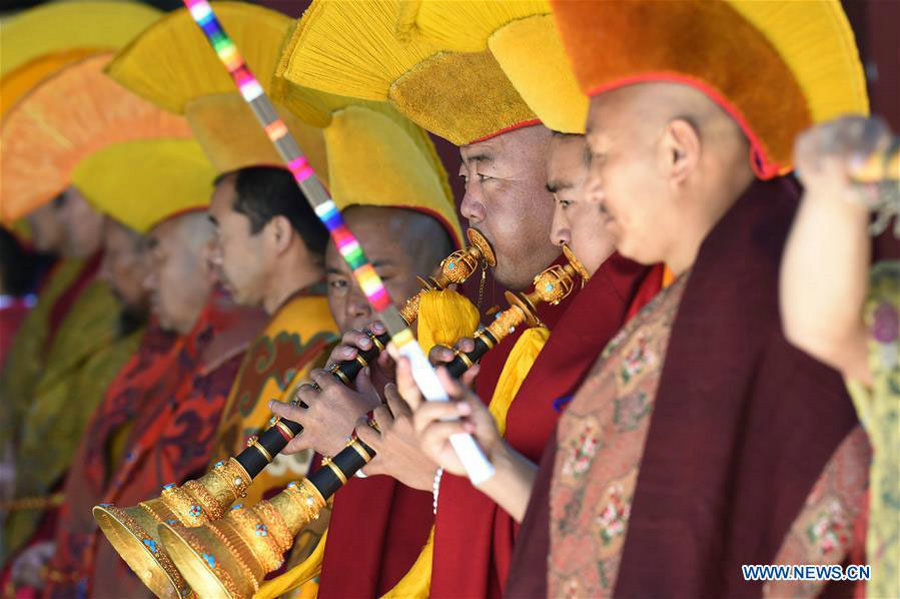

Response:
(92, 457), (252, 598)
(400, 227), (496, 322)
(158, 478), (327, 598)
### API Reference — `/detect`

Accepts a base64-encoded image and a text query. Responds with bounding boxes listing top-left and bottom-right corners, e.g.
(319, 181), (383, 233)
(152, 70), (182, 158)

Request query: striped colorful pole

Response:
(182, 0), (493, 484)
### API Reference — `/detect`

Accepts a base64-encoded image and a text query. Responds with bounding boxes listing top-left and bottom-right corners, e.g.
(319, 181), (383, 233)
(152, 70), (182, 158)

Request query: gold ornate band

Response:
(329, 364), (351, 385)
(182, 480), (225, 521)
(453, 349), (474, 369)
(182, 521), (251, 596)
(325, 461), (348, 485)
(209, 458), (251, 501)
(252, 501), (293, 551)
(227, 506), (283, 573)
(283, 479), (327, 525)
(251, 441), (274, 463)
(160, 485), (210, 527)
(349, 440), (373, 463)
(367, 332), (385, 351)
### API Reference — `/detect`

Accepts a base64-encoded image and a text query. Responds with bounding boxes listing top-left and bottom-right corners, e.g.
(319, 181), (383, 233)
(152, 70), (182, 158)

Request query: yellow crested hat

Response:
(0, 54), (193, 224)
(277, 0), (539, 146)
(405, 0), (586, 134)
(549, 0), (869, 178)
(0, 1), (161, 119)
(106, 1), (327, 179)
(273, 79), (463, 249)
(72, 139), (217, 233)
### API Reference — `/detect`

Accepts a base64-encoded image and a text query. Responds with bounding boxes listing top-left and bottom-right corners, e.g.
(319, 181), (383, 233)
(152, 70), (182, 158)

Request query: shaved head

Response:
(584, 82), (755, 274)
(325, 205), (454, 333)
(145, 211), (217, 334)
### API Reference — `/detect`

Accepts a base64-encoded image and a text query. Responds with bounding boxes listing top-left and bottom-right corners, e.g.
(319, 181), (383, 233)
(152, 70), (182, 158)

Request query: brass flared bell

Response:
(159, 478), (327, 599)
(92, 457), (252, 598)
(400, 227), (496, 322)
(503, 252), (582, 328)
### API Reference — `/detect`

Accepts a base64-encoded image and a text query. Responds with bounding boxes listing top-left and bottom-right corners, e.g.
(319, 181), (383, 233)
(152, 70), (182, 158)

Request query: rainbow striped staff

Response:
(182, 0), (494, 484)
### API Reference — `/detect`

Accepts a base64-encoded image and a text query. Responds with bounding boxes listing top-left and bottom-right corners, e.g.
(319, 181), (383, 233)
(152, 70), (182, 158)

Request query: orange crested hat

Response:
(549, 0), (869, 178)
(0, 54), (192, 224)
(0, 1), (161, 119)
(277, 0), (540, 146)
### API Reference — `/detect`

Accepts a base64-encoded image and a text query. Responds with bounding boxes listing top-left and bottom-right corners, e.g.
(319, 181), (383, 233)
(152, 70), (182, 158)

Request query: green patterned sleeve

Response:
(847, 260), (900, 431)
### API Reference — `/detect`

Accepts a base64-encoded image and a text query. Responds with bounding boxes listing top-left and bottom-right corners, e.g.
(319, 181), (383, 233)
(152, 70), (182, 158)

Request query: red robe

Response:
(317, 477), (435, 597)
(430, 254), (661, 599)
(44, 296), (265, 599)
(45, 322), (180, 597)
(316, 255), (572, 598)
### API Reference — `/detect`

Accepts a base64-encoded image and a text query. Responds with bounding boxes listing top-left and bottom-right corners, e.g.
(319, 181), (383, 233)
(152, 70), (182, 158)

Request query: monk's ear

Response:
(266, 214), (294, 255)
(659, 118), (701, 185)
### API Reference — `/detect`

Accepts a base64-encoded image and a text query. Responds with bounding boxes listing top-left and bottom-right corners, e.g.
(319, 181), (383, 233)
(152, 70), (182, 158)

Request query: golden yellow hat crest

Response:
(550, 0), (869, 177)
(272, 78), (463, 249)
(408, 0), (586, 134)
(107, 1), (327, 178)
(0, 54), (193, 225)
(0, 1), (160, 79)
(327, 105), (462, 248)
(72, 139), (217, 233)
(0, 1), (161, 119)
(278, 0), (538, 146)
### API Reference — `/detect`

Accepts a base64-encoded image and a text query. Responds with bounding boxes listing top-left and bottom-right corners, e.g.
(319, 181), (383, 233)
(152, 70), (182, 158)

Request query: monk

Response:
(489, 1), (870, 595)
(4, 213), (153, 593)
(396, 130), (659, 597)
(2, 188), (142, 567)
(266, 204), (456, 596)
(0, 192), (103, 462)
(259, 100), (465, 598)
(209, 166), (337, 507)
(85, 210), (265, 599)
(272, 4), (660, 593)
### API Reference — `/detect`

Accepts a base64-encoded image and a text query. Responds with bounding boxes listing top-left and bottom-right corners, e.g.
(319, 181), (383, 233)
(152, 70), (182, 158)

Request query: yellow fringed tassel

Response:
(416, 289), (481, 358)
(380, 527), (435, 599)
(253, 531), (328, 599)
(382, 325), (549, 597)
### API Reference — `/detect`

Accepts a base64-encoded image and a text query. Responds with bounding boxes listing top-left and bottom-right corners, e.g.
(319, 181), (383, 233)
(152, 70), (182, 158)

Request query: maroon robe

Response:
(317, 477), (434, 597)
(505, 177), (859, 599)
(430, 255), (660, 599)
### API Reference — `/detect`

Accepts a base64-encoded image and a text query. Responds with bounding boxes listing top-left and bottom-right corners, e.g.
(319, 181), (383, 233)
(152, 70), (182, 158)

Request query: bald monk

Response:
(440, 79), (864, 598)
(83, 211), (265, 599)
